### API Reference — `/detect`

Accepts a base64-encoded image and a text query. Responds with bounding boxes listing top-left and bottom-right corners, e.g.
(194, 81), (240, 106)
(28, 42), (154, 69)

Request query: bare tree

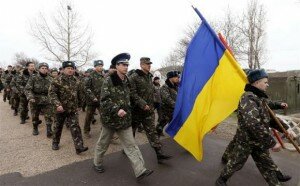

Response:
(237, 0), (267, 69)
(30, 1), (97, 67)
(162, 1), (267, 70)
(13, 52), (39, 67)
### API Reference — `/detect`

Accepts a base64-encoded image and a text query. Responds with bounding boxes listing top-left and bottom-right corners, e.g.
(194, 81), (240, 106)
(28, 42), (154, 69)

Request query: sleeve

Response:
(10, 77), (19, 94)
(48, 80), (62, 107)
(84, 76), (97, 102)
(100, 79), (120, 114)
(160, 86), (175, 108)
(266, 99), (284, 110)
(240, 95), (276, 150)
(25, 77), (34, 100)
(129, 75), (147, 109)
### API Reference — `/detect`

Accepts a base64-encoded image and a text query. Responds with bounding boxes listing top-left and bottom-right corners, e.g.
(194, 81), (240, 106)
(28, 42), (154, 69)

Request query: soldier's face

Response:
(140, 63), (151, 72)
(51, 71), (58, 78)
(95, 65), (103, 72)
(27, 63), (35, 71)
(254, 78), (269, 92)
(7, 67), (12, 71)
(170, 76), (180, 84)
(116, 63), (128, 75)
(64, 67), (74, 76)
(39, 67), (48, 74)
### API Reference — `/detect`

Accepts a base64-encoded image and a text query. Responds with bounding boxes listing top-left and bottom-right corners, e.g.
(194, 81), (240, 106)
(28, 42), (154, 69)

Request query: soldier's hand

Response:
(143, 105), (150, 111)
(29, 99), (35, 103)
(281, 103), (288, 109)
(57, 106), (64, 112)
(271, 142), (281, 152)
(117, 109), (126, 117)
(93, 98), (98, 102)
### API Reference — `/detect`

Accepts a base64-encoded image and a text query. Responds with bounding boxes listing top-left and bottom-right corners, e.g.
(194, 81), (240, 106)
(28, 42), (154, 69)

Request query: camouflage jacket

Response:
(100, 72), (132, 130)
(160, 79), (178, 115)
(49, 74), (83, 113)
(85, 70), (105, 106)
(14, 69), (37, 96)
(153, 83), (161, 103)
(129, 69), (155, 115)
(10, 71), (22, 95)
(1, 70), (14, 88)
(235, 84), (283, 150)
(25, 73), (52, 105)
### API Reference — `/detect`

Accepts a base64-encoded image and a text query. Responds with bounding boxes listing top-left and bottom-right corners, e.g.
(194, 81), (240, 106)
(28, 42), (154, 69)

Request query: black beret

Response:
(111, 53), (130, 66)
(94, 60), (104, 67)
(167, 71), (181, 79)
(247, 69), (268, 83)
(62, 61), (76, 69)
(153, 76), (160, 81)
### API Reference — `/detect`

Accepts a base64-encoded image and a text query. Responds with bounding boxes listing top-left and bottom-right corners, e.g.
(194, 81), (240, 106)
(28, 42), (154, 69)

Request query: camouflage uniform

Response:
(94, 71), (147, 177)
(219, 84), (286, 186)
(1, 70), (13, 103)
(156, 79), (178, 135)
(15, 69), (36, 123)
(83, 70), (104, 135)
(49, 73), (86, 151)
(25, 72), (53, 136)
(129, 70), (161, 148)
(10, 70), (22, 115)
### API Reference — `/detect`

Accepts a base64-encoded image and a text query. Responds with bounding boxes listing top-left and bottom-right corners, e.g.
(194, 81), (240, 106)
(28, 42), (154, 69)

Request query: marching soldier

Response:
(129, 57), (172, 163)
(49, 61), (88, 154)
(10, 65), (23, 116)
(156, 71), (180, 136)
(16, 62), (36, 124)
(93, 53), (153, 180)
(1, 65), (13, 103)
(216, 69), (293, 186)
(25, 62), (53, 137)
(83, 60), (105, 138)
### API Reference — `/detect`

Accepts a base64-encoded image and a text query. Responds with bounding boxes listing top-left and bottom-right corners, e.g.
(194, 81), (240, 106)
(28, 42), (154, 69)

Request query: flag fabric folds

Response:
(165, 8), (248, 161)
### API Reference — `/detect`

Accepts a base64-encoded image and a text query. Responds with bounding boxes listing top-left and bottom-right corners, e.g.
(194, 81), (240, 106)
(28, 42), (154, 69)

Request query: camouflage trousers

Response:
(3, 88), (11, 103)
(220, 141), (281, 186)
(53, 112), (84, 150)
(11, 93), (20, 110)
(30, 103), (53, 126)
(94, 126), (146, 177)
(156, 111), (172, 133)
(132, 112), (162, 149)
(83, 105), (100, 133)
(19, 94), (29, 120)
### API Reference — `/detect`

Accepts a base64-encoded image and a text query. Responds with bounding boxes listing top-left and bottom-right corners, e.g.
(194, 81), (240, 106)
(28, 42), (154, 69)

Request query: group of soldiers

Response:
(0, 53), (181, 180)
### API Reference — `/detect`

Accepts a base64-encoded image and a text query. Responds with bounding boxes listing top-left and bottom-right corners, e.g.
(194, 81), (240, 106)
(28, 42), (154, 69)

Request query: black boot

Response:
(46, 125), (53, 138)
(20, 119), (26, 124)
(13, 109), (18, 116)
(76, 146), (88, 154)
(52, 143), (59, 150)
(32, 122), (39, 135)
(276, 171), (291, 182)
(215, 176), (227, 186)
(155, 148), (172, 164)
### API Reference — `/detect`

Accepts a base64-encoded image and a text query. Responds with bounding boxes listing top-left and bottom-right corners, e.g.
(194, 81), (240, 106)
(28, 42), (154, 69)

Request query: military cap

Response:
(51, 68), (58, 73)
(7, 65), (12, 67)
(38, 62), (49, 69)
(86, 68), (94, 73)
(111, 53), (130, 66)
(247, 69), (268, 83)
(62, 61), (76, 69)
(167, 71), (181, 79)
(25, 62), (34, 67)
(94, 60), (104, 67)
(140, 57), (152, 64)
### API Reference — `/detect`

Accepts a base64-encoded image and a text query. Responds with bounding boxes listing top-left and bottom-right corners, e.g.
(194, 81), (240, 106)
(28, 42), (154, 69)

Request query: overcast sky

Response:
(0, 0), (299, 71)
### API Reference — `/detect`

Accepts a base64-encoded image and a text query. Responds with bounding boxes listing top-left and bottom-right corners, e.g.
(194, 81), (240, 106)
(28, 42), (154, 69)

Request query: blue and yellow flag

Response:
(165, 8), (247, 161)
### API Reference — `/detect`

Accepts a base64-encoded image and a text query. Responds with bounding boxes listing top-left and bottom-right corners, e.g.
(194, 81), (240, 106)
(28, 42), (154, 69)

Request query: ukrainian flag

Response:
(165, 8), (247, 161)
